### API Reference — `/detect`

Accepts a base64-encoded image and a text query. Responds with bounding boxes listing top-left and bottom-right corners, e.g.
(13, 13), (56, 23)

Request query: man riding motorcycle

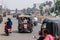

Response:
(4, 18), (12, 33)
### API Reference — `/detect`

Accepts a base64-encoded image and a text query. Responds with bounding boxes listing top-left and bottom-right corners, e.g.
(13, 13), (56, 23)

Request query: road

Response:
(0, 15), (41, 40)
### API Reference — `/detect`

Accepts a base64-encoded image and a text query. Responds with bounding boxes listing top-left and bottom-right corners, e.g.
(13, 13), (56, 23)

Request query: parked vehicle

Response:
(40, 18), (60, 39)
(0, 15), (3, 23)
(18, 15), (33, 33)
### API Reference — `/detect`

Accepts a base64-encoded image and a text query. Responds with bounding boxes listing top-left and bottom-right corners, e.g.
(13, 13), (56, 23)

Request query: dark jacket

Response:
(7, 21), (12, 27)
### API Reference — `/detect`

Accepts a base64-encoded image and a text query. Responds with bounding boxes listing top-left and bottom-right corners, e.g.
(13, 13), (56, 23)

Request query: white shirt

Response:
(34, 17), (38, 21)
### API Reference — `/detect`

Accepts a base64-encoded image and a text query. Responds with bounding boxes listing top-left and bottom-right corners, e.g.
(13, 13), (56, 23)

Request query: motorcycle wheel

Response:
(5, 28), (9, 36)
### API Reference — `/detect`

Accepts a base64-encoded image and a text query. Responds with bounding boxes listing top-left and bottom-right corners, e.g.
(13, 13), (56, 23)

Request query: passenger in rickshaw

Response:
(19, 17), (23, 27)
(22, 17), (28, 30)
(28, 18), (33, 27)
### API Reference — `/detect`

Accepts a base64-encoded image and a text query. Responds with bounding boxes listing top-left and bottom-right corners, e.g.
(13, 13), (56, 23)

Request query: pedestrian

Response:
(43, 29), (55, 40)
(33, 16), (38, 22)
(4, 18), (13, 33)
(33, 16), (38, 26)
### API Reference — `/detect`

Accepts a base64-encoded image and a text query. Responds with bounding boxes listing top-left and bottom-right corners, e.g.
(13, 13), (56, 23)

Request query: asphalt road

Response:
(0, 15), (41, 40)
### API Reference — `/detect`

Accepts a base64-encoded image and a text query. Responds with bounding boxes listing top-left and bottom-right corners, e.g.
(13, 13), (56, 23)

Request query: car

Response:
(40, 18), (60, 39)
(18, 15), (33, 33)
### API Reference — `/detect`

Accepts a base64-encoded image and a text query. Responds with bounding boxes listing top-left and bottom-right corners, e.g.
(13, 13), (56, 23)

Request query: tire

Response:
(18, 24), (21, 33)
(18, 29), (20, 33)
(30, 30), (32, 33)
(29, 28), (33, 33)
(34, 22), (37, 26)
(5, 28), (9, 36)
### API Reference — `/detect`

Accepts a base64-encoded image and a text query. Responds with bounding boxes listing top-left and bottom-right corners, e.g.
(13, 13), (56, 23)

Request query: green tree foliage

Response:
(51, 0), (60, 15)
(55, 0), (60, 12)
(56, 1), (60, 5)
(39, 1), (52, 15)
(46, 1), (52, 6)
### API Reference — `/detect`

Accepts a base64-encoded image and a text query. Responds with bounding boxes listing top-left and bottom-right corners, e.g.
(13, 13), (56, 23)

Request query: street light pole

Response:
(1, 0), (3, 7)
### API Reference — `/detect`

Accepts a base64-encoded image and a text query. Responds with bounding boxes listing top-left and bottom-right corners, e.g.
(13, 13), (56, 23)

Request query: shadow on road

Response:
(1, 34), (9, 36)
(12, 31), (18, 33)
(12, 31), (32, 34)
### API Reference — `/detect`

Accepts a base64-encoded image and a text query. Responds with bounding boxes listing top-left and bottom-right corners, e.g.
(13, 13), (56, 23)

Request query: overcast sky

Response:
(0, 0), (54, 10)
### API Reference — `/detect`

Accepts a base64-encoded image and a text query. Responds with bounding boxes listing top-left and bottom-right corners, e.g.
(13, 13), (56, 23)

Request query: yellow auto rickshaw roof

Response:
(19, 15), (31, 17)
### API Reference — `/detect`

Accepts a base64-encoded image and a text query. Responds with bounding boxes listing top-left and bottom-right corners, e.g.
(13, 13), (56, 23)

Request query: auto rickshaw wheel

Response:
(29, 28), (33, 33)
(18, 28), (21, 33)
(18, 24), (21, 32)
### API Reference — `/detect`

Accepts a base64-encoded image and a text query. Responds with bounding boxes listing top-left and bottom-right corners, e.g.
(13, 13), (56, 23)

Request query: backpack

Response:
(8, 21), (12, 27)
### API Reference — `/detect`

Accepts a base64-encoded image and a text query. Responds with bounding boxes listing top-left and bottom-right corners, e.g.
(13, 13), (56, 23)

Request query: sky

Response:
(0, 0), (54, 10)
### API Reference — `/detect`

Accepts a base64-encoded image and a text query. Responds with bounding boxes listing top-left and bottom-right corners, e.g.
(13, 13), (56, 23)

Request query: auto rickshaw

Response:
(40, 18), (60, 40)
(18, 15), (33, 33)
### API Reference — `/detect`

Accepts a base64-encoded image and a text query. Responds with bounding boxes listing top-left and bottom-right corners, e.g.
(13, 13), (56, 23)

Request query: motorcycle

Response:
(34, 21), (37, 26)
(4, 23), (9, 36)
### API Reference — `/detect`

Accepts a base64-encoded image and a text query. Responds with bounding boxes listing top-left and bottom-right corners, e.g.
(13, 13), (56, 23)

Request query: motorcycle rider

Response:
(4, 18), (12, 33)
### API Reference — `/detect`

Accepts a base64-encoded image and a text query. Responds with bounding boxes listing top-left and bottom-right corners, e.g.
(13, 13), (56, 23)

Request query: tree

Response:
(50, 7), (54, 13)
(45, 1), (52, 15)
(46, 1), (49, 5)
(23, 9), (27, 14)
(39, 5), (43, 16)
(27, 7), (32, 14)
(45, 1), (52, 6)
(48, 1), (52, 6)
(55, 1), (60, 12)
